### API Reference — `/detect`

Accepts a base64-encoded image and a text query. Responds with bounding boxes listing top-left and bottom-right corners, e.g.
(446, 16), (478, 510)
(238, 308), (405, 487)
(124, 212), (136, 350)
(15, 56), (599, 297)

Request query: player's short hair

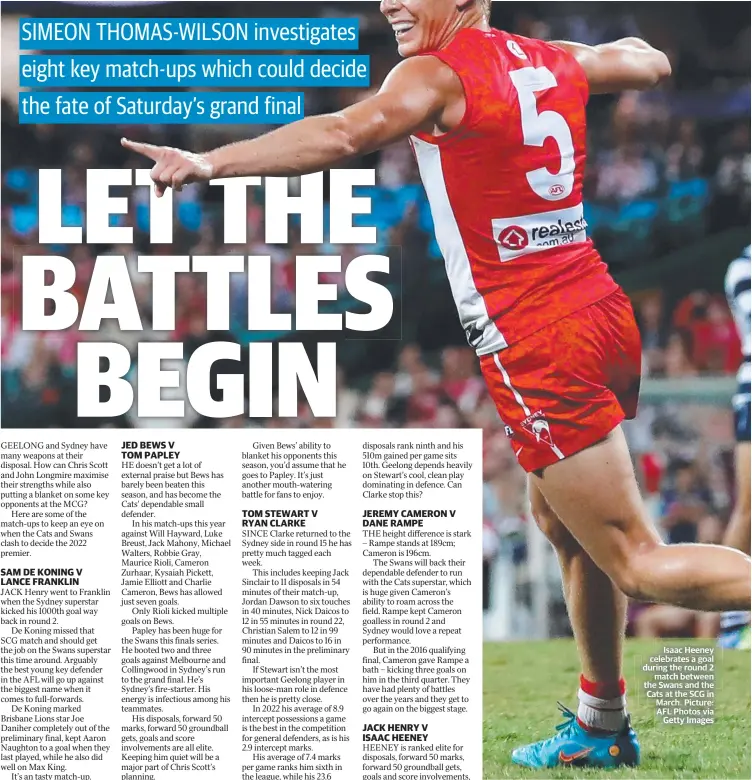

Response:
(479, 0), (492, 19)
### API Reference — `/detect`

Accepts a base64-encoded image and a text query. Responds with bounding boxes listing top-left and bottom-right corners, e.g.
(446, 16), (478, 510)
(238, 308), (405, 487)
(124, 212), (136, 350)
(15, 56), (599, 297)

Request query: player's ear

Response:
(455, 0), (491, 17)
(456, 0), (485, 16)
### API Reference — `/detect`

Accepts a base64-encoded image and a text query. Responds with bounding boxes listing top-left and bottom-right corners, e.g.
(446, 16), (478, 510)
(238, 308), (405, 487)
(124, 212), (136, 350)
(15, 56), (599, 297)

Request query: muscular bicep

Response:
(553, 38), (671, 95)
(336, 57), (461, 155)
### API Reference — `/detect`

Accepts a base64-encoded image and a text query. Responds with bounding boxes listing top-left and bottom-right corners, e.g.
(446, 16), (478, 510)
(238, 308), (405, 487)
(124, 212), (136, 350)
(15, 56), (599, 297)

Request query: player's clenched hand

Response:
(121, 138), (214, 197)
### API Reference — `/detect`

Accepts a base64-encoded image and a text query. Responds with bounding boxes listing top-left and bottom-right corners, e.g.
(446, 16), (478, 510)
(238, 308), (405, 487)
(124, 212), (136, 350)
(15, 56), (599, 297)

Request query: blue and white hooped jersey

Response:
(726, 246), (751, 441)
(725, 246), (751, 369)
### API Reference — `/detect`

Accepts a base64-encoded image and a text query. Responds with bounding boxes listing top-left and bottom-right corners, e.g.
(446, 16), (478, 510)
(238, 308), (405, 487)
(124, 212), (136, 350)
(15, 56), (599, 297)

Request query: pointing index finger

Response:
(121, 137), (164, 161)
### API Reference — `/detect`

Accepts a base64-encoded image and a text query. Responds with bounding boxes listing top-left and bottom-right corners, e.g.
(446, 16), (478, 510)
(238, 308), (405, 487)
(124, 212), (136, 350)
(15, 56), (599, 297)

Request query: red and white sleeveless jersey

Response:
(409, 28), (618, 355)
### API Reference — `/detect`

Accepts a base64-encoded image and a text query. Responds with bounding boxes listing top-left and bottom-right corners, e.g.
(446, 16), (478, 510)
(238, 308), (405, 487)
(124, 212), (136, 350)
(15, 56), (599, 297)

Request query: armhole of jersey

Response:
(564, 47), (591, 107)
(548, 42), (590, 106)
(414, 52), (476, 145)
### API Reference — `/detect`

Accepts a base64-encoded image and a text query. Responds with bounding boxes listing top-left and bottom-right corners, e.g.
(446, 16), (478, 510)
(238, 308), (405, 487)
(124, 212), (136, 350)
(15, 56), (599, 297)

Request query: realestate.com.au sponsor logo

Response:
(498, 217), (588, 251)
(498, 226), (529, 251)
(531, 215), (587, 242)
(493, 204), (588, 261)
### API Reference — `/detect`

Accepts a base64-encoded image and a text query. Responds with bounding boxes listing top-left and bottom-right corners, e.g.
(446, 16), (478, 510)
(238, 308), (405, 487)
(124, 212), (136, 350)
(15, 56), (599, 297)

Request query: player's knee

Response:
(610, 541), (662, 601)
(611, 570), (644, 601)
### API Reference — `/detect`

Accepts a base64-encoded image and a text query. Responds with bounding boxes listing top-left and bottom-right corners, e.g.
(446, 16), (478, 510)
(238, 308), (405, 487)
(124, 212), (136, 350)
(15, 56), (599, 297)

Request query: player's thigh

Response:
(530, 424), (662, 589)
(528, 477), (580, 553)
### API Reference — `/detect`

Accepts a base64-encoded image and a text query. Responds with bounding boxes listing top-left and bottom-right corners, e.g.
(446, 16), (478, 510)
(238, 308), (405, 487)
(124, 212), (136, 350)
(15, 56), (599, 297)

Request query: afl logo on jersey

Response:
(498, 225), (529, 251)
(507, 40), (528, 60)
(549, 184), (566, 197)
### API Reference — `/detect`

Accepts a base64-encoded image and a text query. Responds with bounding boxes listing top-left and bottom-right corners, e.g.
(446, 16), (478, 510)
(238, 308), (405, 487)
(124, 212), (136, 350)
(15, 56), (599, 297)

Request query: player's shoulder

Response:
(382, 51), (464, 97)
(502, 33), (590, 102)
(501, 31), (574, 62)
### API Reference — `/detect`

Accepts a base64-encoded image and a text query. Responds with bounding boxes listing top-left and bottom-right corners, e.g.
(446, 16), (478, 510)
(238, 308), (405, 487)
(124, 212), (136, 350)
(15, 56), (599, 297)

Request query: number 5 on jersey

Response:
(509, 66), (575, 201)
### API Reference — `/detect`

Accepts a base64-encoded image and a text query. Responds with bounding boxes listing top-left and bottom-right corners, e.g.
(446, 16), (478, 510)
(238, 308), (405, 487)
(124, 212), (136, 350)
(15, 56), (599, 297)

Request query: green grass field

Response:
(484, 639), (750, 779)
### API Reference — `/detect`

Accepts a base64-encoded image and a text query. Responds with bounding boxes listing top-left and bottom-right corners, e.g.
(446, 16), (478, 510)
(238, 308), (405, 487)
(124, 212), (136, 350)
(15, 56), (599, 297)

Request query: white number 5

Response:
(509, 66), (575, 201)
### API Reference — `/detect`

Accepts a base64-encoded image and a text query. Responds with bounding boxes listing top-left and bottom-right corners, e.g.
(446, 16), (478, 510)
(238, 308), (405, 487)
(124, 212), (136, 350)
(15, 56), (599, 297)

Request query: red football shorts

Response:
(479, 289), (642, 474)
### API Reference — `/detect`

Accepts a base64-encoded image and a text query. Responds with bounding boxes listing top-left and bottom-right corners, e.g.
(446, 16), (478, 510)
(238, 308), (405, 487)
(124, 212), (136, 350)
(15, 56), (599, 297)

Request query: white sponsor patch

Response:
(491, 203), (588, 263)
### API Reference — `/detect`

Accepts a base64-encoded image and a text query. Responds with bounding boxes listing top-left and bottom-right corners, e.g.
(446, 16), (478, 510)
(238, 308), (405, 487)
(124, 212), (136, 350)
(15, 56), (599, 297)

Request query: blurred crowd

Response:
(1, 2), (749, 639)
(637, 289), (743, 377)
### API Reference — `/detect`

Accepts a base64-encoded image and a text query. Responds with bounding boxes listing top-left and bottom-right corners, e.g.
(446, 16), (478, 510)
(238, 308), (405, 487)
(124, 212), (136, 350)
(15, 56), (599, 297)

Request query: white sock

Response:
(577, 688), (627, 733)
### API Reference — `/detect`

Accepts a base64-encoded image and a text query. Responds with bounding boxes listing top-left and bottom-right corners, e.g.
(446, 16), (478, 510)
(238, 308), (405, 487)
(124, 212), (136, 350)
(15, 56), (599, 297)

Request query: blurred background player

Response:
(719, 245), (751, 649)
(120, 0), (751, 770)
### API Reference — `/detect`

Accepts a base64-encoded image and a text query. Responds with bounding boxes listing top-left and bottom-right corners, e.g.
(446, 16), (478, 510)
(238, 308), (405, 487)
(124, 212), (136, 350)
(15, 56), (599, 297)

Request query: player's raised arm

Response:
(121, 56), (462, 196)
(552, 37), (672, 94)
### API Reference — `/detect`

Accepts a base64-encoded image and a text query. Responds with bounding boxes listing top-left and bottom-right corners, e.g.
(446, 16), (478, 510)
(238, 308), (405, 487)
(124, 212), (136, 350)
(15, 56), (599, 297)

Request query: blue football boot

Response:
(512, 703), (640, 769)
